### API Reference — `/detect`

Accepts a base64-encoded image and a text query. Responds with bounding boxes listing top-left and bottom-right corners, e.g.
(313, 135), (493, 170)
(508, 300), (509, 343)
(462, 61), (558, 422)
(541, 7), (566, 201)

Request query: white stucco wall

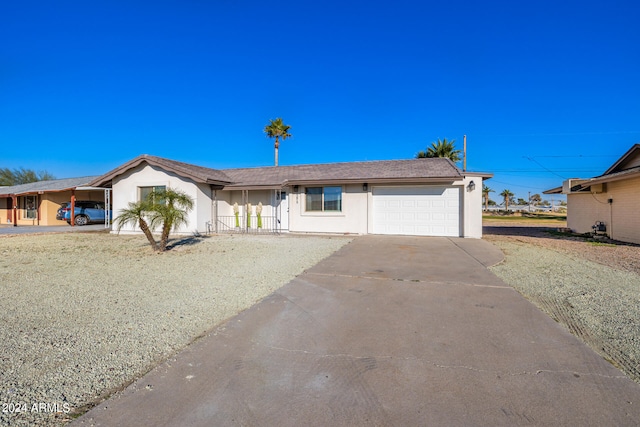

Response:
(462, 176), (485, 238)
(286, 178), (485, 238)
(111, 164), (212, 234)
(289, 184), (368, 234)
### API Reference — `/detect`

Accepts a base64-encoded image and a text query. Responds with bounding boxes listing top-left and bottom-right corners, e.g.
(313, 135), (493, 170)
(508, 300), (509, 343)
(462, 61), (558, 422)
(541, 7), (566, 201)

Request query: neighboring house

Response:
(0, 177), (107, 226)
(544, 143), (640, 244)
(90, 154), (492, 238)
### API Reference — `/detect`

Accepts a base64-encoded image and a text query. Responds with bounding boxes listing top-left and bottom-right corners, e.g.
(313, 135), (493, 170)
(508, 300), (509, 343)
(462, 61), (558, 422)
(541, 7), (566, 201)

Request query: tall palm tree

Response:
(500, 189), (515, 211)
(149, 188), (194, 252)
(416, 138), (461, 162)
(264, 118), (292, 167)
(482, 185), (494, 211)
(114, 200), (158, 251)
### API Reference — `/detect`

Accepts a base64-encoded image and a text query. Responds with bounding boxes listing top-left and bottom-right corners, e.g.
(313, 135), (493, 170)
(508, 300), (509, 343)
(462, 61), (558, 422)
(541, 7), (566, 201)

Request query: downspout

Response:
(609, 198), (613, 239)
(211, 186), (218, 234)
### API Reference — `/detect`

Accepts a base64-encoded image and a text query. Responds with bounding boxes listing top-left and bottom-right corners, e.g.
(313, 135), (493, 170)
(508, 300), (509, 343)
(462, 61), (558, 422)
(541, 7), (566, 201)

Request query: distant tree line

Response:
(0, 168), (55, 186)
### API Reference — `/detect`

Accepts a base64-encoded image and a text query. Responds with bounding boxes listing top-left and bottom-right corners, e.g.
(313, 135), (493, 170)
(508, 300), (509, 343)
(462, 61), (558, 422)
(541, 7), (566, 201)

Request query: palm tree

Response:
(500, 189), (515, 211)
(530, 193), (542, 206)
(264, 118), (292, 167)
(114, 200), (158, 251)
(113, 188), (194, 252)
(482, 185), (494, 211)
(416, 138), (461, 162)
(148, 188), (195, 252)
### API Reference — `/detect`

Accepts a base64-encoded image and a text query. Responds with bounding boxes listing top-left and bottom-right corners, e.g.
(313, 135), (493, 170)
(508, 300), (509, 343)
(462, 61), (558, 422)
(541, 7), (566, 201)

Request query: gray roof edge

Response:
(0, 176), (101, 196)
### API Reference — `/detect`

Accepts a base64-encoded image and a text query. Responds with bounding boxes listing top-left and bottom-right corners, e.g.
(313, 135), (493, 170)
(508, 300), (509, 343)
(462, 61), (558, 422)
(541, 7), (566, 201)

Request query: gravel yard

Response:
(485, 225), (640, 384)
(0, 232), (350, 426)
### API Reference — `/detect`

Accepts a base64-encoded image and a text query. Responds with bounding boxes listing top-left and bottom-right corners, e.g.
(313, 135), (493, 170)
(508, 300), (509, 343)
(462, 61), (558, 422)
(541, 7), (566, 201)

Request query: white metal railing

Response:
(214, 215), (279, 234)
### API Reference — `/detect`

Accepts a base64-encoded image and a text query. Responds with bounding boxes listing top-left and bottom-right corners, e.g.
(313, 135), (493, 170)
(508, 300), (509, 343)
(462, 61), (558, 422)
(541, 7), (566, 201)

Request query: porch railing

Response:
(212, 215), (280, 234)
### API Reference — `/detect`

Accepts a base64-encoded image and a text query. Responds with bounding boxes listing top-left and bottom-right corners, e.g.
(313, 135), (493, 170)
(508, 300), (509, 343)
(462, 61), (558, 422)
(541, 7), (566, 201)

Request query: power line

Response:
(524, 156), (566, 179)
(473, 130), (640, 138)
(531, 155), (618, 158)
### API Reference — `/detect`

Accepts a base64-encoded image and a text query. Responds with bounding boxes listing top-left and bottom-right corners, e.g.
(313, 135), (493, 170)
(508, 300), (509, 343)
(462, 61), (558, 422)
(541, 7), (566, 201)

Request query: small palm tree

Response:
(114, 200), (158, 251)
(416, 138), (461, 162)
(482, 185), (494, 211)
(149, 188), (195, 252)
(114, 188), (194, 252)
(500, 189), (515, 211)
(264, 118), (292, 167)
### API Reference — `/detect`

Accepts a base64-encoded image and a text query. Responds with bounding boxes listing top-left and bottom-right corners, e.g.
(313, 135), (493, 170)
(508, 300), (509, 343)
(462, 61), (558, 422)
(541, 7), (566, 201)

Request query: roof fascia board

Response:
(586, 169), (640, 186)
(603, 144), (640, 175)
(283, 177), (461, 186)
(221, 185), (283, 191)
(91, 156), (232, 187)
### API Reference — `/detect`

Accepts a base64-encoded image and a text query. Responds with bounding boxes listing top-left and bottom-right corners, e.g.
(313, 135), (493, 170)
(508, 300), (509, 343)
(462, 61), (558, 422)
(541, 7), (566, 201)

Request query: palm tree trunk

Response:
(274, 136), (279, 167)
(138, 219), (158, 251)
(159, 222), (172, 252)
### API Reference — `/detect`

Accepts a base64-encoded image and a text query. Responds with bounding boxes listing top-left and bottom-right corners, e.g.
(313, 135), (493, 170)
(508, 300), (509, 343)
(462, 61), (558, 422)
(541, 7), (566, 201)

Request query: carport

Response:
(0, 176), (111, 227)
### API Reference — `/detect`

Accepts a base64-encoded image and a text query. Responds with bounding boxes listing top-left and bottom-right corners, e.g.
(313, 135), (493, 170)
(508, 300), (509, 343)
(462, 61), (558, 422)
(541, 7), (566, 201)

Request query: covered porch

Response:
(212, 187), (289, 234)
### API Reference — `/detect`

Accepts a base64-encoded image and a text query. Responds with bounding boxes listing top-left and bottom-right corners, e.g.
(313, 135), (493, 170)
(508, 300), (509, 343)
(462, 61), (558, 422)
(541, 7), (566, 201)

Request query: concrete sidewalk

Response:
(73, 236), (640, 426)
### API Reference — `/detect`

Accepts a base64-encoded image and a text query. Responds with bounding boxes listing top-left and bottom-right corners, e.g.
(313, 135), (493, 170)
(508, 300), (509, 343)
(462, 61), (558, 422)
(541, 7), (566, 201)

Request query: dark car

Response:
(56, 202), (70, 220)
(60, 201), (112, 226)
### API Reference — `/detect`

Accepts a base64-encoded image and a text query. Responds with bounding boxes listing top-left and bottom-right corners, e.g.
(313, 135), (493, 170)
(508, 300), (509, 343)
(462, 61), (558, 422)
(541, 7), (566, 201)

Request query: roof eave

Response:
(90, 155), (233, 187)
(603, 143), (640, 175)
(283, 177), (463, 186)
(543, 186), (563, 195)
(586, 169), (640, 186)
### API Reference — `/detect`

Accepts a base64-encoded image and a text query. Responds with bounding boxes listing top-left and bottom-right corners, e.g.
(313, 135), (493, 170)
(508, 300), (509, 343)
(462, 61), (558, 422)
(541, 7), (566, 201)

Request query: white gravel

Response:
(488, 239), (640, 384)
(0, 232), (351, 426)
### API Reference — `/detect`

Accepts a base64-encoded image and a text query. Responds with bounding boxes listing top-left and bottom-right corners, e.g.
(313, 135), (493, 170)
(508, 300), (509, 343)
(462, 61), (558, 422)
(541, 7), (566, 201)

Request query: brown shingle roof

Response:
(90, 155), (234, 187)
(90, 155), (485, 189)
(222, 158), (463, 187)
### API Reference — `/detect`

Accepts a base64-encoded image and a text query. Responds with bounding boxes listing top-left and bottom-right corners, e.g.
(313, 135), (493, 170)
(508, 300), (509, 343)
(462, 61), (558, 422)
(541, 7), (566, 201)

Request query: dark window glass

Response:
(305, 186), (342, 212)
(305, 187), (323, 211)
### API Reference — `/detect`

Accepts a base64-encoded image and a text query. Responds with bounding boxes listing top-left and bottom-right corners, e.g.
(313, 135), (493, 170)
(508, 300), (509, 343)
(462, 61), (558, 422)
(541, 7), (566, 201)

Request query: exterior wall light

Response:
(363, 183), (368, 191)
(468, 180), (476, 191)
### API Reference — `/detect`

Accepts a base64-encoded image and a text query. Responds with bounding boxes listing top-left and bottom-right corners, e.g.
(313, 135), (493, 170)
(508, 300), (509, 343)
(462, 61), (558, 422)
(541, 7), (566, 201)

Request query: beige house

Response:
(0, 177), (106, 226)
(545, 143), (640, 244)
(90, 155), (492, 238)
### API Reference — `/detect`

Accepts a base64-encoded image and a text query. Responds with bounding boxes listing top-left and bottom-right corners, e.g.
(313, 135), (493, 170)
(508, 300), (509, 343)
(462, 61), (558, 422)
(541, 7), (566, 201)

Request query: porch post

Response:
(70, 190), (76, 226)
(11, 195), (17, 227)
(36, 193), (41, 225)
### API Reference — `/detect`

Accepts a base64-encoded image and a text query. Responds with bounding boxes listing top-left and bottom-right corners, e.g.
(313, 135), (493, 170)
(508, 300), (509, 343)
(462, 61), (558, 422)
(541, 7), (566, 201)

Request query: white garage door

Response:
(372, 186), (460, 236)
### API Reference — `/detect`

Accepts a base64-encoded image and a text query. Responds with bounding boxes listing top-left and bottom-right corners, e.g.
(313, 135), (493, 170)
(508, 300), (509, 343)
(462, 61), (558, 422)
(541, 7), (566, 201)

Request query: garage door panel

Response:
(372, 186), (460, 237)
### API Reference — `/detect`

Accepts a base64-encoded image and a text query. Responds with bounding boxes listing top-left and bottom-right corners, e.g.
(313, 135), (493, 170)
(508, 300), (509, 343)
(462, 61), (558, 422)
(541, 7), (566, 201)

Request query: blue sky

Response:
(2, 0), (639, 202)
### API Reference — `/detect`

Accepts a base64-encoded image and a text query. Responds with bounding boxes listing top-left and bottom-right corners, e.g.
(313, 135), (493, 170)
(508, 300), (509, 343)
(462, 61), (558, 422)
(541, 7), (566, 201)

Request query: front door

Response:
(276, 191), (289, 231)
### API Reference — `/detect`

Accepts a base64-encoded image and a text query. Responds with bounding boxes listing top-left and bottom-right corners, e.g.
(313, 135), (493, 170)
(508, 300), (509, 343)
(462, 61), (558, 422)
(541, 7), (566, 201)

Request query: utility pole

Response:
(463, 135), (467, 172)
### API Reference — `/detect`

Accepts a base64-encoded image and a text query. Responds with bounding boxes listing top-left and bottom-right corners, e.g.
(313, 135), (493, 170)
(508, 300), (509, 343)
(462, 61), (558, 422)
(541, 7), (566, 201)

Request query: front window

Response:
(139, 186), (166, 204)
(23, 195), (37, 219)
(305, 186), (342, 212)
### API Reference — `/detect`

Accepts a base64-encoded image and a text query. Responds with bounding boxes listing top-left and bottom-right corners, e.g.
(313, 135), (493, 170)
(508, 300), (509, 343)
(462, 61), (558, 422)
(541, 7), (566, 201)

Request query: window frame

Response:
(304, 186), (343, 212)
(23, 195), (37, 219)
(139, 185), (166, 204)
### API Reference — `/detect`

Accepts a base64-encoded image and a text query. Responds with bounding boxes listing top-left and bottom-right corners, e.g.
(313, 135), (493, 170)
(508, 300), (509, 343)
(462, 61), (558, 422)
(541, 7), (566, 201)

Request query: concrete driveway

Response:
(73, 236), (640, 426)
